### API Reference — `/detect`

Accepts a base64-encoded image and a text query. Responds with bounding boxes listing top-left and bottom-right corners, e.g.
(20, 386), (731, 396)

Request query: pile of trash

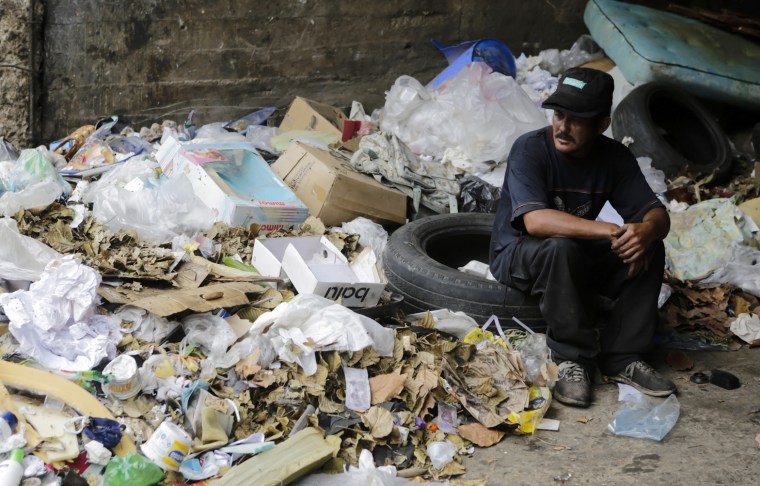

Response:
(0, 11), (758, 483)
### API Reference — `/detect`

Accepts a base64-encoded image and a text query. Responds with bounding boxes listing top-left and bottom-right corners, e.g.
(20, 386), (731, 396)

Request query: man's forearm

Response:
(641, 207), (670, 242)
(522, 209), (620, 240)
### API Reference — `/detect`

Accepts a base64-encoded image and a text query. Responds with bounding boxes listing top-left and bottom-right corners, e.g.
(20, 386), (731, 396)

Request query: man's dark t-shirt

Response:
(489, 127), (664, 283)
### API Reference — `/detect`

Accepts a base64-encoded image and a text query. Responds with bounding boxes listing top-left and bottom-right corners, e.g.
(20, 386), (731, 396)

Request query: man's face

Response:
(551, 111), (608, 157)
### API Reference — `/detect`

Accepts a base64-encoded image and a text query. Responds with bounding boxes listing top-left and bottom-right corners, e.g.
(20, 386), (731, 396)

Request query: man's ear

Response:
(598, 116), (611, 134)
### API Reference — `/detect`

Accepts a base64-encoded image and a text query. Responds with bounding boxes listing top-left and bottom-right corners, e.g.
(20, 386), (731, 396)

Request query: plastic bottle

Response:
(0, 449), (24, 486)
(0, 412), (18, 441)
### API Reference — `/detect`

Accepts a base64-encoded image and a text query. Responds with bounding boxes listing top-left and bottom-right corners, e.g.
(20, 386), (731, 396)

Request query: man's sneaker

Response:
(608, 360), (677, 397)
(554, 361), (592, 407)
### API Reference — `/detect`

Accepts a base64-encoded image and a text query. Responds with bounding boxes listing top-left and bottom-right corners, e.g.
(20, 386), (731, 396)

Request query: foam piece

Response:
(584, 0), (760, 108)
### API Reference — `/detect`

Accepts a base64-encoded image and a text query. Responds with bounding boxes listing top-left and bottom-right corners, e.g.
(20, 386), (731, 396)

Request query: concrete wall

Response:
(0, 0), (32, 146)
(1, 1), (758, 146)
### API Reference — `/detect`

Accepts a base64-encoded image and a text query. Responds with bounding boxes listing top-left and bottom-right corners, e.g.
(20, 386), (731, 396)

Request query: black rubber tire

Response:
(383, 213), (544, 330)
(612, 83), (732, 179)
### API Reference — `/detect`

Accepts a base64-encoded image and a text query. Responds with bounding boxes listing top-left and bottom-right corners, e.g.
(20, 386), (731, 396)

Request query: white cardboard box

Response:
(253, 235), (386, 307)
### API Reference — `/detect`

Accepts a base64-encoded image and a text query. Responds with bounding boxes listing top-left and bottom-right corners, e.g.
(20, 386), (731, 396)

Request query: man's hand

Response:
(626, 255), (649, 278)
(610, 222), (656, 264)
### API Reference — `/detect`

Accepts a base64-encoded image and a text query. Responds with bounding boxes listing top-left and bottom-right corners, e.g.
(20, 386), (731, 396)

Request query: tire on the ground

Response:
(383, 213), (544, 330)
(612, 82), (732, 179)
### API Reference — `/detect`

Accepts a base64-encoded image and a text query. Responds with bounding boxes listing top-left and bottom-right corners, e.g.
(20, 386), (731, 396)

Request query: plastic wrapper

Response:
(343, 366), (371, 412)
(538, 35), (604, 75)
(381, 62), (546, 180)
(249, 294), (395, 376)
(193, 122), (247, 143)
(103, 452), (164, 486)
(608, 385), (680, 441)
(426, 440), (458, 470)
(0, 218), (61, 281)
(506, 386), (552, 434)
(0, 256), (122, 370)
(458, 175), (501, 213)
(517, 333), (552, 387)
(178, 451), (223, 481)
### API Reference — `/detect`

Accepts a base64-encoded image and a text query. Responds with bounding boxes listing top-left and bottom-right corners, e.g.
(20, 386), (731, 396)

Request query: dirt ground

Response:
(462, 346), (760, 485)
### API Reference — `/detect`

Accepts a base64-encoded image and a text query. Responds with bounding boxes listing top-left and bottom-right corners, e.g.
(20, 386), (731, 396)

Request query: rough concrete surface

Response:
(462, 347), (760, 485)
(0, 0), (30, 146)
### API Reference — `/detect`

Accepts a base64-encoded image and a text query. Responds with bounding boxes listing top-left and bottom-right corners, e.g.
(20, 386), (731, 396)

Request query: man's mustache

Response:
(556, 132), (576, 143)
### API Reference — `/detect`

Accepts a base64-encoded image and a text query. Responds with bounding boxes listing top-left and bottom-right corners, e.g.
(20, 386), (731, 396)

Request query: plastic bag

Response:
(637, 157), (667, 194)
(245, 125), (279, 154)
(249, 294), (395, 376)
(426, 440), (458, 470)
(182, 313), (238, 378)
(702, 244), (760, 297)
(539, 35), (604, 75)
(607, 385), (680, 441)
(2, 147), (70, 207)
(0, 218), (61, 281)
(114, 306), (179, 343)
(336, 217), (389, 265)
(381, 62), (546, 175)
(294, 449), (445, 486)
(459, 175), (501, 213)
(0, 137), (19, 163)
(90, 170), (215, 244)
(103, 452), (164, 486)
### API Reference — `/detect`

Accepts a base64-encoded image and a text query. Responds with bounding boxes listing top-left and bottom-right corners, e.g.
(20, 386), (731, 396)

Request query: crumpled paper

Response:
(0, 255), (121, 370)
(729, 313), (760, 343)
(249, 294), (394, 376)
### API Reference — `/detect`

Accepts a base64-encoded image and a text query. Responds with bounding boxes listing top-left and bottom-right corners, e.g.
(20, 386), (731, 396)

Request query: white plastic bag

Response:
(426, 440), (458, 470)
(336, 217), (389, 265)
(381, 62), (546, 177)
(607, 385), (679, 441)
(182, 313), (238, 378)
(89, 170), (215, 244)
(637, 157), (667, 194)
(0, 218), (61, 281)
(249, 294), (395, 376)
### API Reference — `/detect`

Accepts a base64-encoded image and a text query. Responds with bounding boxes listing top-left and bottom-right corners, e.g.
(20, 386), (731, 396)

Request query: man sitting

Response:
(489, 67), (676, 407)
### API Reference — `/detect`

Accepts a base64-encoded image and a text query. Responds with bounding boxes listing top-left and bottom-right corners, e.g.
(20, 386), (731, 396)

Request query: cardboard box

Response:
(157, 140), (309, 231)
(280, 236), (386, 308)
(272, 142), (406, 226)
(252, 235), (324, 280)
(279, 97), (346, 137)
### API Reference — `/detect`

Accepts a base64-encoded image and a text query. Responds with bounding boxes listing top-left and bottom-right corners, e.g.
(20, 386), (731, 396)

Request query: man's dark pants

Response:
(499, 237), (665, 375)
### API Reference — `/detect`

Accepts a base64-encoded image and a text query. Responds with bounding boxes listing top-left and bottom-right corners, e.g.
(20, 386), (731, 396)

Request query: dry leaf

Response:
(235, 348), (262, 378)
(370, 369), (408, 405)
(416, 311), (435, 329)
(576, 417), (592, 424)
(361, 406), (394, 438)
(665, 350), (694, 371)
(457, 423), (505, 447)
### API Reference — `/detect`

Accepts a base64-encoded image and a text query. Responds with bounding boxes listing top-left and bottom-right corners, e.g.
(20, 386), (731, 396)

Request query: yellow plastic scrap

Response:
(506, 386), (552, 434)
(463, 328), (509, 350)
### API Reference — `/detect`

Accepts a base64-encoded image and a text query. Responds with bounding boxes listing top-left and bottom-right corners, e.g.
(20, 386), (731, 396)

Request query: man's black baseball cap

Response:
(542, 67), (614, 118)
